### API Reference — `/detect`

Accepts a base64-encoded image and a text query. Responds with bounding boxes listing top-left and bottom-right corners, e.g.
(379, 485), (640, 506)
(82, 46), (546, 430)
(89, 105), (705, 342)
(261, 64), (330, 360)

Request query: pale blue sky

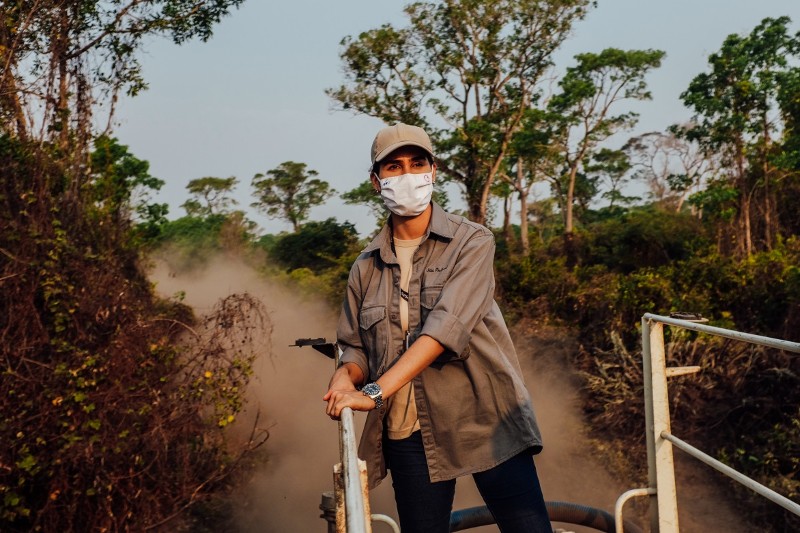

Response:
(116, 0), (800, 236)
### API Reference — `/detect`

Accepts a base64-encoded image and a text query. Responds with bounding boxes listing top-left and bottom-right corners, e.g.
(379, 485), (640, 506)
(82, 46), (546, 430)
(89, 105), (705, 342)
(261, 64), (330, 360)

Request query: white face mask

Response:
(379, 172), (434, 217)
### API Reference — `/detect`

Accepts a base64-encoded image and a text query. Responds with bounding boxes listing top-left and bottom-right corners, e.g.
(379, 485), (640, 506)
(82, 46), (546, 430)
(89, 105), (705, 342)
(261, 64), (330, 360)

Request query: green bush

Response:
(267, 218), (360, 273)
(582, 207), (710, 272)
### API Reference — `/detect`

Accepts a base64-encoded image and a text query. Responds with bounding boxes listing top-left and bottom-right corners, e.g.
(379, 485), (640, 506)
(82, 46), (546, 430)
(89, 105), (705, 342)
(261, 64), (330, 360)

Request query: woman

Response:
(323, 123), (550, 533)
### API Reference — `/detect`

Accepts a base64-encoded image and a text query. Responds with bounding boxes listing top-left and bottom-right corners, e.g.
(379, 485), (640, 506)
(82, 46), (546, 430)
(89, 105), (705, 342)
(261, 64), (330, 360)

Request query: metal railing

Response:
(334, 406), (372, 533)
(614, 313), (800, 533)
(299, 336), (400, 533)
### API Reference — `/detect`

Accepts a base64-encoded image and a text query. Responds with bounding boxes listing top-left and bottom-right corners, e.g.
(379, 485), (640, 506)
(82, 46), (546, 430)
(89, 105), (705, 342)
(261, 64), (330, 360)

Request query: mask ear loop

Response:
(370, 170), (381, 194)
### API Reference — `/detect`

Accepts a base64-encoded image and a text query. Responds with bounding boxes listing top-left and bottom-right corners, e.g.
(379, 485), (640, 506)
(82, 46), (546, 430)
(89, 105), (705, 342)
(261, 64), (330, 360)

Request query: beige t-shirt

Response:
(386, 236), (423, 440)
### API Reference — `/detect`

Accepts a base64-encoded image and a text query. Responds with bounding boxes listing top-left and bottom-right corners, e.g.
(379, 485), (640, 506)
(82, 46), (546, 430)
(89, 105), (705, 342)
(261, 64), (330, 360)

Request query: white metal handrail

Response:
(616, 313), (800, 533)
(338, 406), (370, 533)
(661, 432), (800, 516)
(644, 313), (800, 353)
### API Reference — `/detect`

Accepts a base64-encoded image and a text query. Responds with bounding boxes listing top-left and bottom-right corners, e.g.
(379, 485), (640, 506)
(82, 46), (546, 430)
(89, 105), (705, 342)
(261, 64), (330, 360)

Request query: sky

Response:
(115, 0), (800, 237)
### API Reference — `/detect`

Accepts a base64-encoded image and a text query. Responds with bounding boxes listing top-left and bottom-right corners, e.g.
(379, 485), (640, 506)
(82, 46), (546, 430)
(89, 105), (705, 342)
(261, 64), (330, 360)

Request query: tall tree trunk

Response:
(761, 113), (775, 250)
(0, 67), (28, 139)
(742, 191), (752, 257)
(563, 165), (579, 266)
(519, 189), (529, 256)
(477, 116), (522, 227)
(0, 22), (29, 139)
(502, 194), (513, 245)
(517, 160), (529, 256)
(56, 6), (70, 151)
(734, 138), (752, 258)
(675, 192), (687, 213)
(565, 167), (577, 233)
(763, 162), (773, 250)
(463, 166), (485, 224)
(478, 169), (498, 226)
(467, 192), (484, 225)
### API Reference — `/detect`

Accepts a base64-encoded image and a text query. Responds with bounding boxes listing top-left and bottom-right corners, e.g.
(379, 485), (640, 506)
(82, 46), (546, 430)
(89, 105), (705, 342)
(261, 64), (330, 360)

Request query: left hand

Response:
(323, 389), (376, 419)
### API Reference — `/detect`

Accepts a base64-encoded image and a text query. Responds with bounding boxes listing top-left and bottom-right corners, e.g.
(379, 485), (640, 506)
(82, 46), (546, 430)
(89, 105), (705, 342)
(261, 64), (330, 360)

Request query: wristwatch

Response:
(361, 382), (383, 409)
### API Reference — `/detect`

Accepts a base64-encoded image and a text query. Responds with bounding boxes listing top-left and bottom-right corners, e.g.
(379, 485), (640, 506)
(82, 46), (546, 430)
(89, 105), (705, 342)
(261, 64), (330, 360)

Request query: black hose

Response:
(449, 501), (644, 533)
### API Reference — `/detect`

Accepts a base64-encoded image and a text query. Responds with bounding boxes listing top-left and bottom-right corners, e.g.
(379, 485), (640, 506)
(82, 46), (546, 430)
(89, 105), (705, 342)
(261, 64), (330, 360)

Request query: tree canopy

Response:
(251, 161), (335, 232)
(328, 0), (594, 225)
(679, 16), (800, 256)
(182, 176), (239, 216)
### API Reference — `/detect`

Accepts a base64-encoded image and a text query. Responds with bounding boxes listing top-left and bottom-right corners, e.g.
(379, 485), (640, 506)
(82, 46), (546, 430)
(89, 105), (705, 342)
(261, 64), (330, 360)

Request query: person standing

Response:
(324, 123), (550, 533)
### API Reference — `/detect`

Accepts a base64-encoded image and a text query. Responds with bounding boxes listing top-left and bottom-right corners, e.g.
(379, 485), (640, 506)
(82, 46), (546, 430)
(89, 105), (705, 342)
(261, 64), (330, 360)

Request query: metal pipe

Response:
(643, 313), (800, 353)
(638, 314), (800, 531)
(641, 318), (659, 532)
(661, 431), (800, 518)
(648, 321), (680, 532)
(370, 514), (400, 533)
(615, 488), (655, 533)
(339, 406), (370, 532)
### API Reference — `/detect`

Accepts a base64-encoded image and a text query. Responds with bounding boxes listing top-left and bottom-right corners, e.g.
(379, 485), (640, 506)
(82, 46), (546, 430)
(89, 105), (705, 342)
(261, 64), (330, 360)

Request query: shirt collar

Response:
(362, 202), (453, 263)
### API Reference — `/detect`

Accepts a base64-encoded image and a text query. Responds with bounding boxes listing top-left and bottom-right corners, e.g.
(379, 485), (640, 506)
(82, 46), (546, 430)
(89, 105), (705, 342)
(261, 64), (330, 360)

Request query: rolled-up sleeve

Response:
(337, 263), (369, 378)
(420, 231), (495, 355)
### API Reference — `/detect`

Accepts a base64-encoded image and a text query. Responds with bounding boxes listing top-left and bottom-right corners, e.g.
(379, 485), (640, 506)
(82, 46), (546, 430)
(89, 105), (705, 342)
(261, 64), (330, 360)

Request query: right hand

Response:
(323, 365), (360, 420)
(323, 389), (377, 419)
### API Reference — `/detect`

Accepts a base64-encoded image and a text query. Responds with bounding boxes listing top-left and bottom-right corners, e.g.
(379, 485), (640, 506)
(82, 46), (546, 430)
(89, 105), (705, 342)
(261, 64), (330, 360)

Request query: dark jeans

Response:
(383, 431), (551, 533)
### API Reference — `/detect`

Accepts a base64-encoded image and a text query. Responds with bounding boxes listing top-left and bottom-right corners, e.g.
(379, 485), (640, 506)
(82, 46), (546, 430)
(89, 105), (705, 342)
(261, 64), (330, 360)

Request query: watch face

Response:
(362, 382), (383, 408)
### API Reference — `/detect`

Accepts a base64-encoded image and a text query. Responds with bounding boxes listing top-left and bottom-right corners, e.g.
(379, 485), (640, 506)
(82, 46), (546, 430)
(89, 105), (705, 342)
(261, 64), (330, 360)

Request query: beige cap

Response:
(371, 123), (434, 165)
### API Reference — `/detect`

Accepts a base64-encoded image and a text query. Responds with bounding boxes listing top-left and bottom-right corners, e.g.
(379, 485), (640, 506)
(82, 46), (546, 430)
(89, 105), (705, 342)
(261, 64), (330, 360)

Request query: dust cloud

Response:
(149, 256), (754, 533)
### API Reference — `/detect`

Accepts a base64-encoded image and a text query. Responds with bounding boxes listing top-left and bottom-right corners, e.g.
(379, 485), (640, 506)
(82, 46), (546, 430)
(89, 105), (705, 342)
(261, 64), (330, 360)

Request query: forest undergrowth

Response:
(0, 137), (270, 531)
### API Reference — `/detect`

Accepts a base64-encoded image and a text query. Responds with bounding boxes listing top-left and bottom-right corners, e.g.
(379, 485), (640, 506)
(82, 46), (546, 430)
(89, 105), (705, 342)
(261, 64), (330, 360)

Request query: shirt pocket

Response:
(359, 305), (387, 378)
(420, 284), (443, 325)
(419, 284), (470, 364)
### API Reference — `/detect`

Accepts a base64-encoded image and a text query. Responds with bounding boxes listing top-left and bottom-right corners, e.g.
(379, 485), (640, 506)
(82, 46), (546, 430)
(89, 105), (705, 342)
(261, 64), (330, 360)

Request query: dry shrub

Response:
(576, 328), (800, 532)
(1, 137), (270, 531)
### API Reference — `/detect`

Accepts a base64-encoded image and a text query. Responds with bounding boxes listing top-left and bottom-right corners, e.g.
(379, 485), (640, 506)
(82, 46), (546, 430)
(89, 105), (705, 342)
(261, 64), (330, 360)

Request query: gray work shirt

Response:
(337, 203), (543, 488)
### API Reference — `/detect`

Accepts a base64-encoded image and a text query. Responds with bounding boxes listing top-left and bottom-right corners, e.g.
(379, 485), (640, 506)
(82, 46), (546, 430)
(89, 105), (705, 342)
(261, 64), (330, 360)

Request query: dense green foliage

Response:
(1, 1), (257, 530)
(496, 219), (800, 529)
(265, 218), (360, 273)
(0, 137), (266, 531)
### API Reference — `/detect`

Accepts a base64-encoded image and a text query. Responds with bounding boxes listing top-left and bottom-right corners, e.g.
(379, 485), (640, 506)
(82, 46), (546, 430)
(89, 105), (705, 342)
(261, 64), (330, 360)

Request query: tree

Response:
(504, 107), (561, 254)
(251, 161), (334, 232)
(624, 130), (716, 213)
(584, 148), (634, 210)
(548, 47), (664, 260)
(89, 135), (167, 225)
(182, 176), (239, 216)
(328, 0), (593, 225)
(775, 64), (800, 236)
(270, 218), (360, 273)
(0, 2), (257, 530)
(0, 1), (244, 150)
(679, 16), (800, 256)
